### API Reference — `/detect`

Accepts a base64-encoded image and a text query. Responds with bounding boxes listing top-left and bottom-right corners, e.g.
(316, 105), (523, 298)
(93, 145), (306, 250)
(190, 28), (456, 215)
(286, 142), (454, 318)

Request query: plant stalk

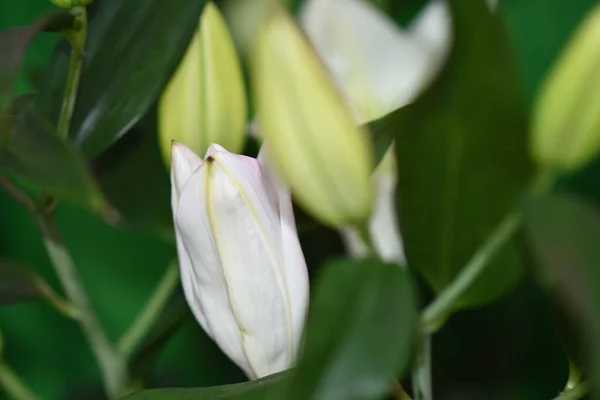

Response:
(412, 333), (432, 400)
(36, 213), (128, 398)
(0, 362), (41, 400)
(118, 260), (180, 359)
(57, 6), (87, 140)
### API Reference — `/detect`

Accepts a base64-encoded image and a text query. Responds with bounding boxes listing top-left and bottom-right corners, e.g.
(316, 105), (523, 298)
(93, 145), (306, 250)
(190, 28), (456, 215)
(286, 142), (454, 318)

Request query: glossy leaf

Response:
(0, 11), (73, 104)
(123, 370), (287, 400)
(523, 194), (600, 394)
(365, 104), (412, 167)
(394, 0), (532, 307)
(280, 258), (416, 400)
(37, 0), (207, 156)
(0, 261), (41, 306)
(0, 96), (107, 212)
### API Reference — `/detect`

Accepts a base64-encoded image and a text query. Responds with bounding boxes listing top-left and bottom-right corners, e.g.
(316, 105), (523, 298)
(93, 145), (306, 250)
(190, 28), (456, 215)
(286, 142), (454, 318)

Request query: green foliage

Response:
(37, 0), (207, 156)
(0, 261), (42, 306)
(0, 95), (106, 212)
(524, 194), (600, 395)
(279, 258), (416, 400)
(394, 0), (532, 308)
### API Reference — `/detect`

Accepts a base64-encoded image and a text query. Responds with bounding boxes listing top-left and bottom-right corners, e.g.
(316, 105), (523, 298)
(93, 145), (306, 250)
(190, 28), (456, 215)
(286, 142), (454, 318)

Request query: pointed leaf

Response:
(0, 11), (74, 104)
(523, 194), (600, 395)
(37, 0), (207, 156)
(280, 258), (417, 400)
(0, 95), (107, 212)
(394, 0), (533, 308)
(123, 371), (287, 400)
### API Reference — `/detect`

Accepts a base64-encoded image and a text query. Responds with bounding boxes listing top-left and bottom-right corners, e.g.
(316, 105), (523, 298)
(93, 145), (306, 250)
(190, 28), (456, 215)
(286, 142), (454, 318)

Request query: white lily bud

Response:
(171, 142), (309, 379)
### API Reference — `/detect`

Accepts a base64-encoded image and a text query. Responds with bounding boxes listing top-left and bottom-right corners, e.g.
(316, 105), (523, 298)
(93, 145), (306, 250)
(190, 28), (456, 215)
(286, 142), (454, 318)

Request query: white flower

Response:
(299, 0), (452, 123)
(171, 142), (309, 379)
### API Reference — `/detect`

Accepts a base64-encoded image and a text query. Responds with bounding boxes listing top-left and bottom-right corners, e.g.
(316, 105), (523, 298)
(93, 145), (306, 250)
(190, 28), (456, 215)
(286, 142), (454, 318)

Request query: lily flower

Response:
(171, 142), (309, 379)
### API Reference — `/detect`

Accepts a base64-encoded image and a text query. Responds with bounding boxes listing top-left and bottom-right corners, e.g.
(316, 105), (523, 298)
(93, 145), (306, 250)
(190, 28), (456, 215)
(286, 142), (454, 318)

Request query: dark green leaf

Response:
(0, 95), (107, 212)
(0, 260), (41, 305)
(37, 0), (207, 156)
(280, 258), (416, 400)
(523, 194), (600, 395)
(394, 0), (533, 307)
(93, 108), (173, 237)
(123, 370), (287, 400)
(0, 12), (74, 104)
(365, 104), (412, 167)
(129, 291), (189, 383)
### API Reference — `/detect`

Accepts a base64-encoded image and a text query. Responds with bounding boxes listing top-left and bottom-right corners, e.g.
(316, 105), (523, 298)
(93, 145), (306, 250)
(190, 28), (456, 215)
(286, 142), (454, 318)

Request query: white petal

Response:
(300, 0), (448, 122)
(258, 146), (309, 353)
(171, 142), (204, 204)
(369, 171), (405, 265)
(176, 151), (299, 378)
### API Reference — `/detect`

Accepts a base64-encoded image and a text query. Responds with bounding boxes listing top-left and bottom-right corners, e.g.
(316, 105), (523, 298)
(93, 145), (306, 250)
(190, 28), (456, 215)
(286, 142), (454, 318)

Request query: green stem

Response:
(553, 381), (589, 400)
(412, 333), (432, 400)
(564, 359), (582, 391)
(57, 6), (87, 140)
(391, 380), (412, 400)
(421, 211), (521, 333)
(356, 223), (377, 257)
(0, 362), (40, 400)
(118, 260), (180, 358)
(36, 213), (128, 398)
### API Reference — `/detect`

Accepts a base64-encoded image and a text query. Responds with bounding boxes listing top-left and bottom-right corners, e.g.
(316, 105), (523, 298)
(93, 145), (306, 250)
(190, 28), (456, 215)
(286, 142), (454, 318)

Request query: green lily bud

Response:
(532, 3), (600, 172)
(51, 0), (93, 8)
(159, 2), (247, 165)
(253, 12), (374, 227)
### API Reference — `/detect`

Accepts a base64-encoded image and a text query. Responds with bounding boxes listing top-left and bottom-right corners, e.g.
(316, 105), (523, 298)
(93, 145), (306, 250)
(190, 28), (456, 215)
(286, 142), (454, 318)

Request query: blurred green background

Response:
(0, 0), (598, 399)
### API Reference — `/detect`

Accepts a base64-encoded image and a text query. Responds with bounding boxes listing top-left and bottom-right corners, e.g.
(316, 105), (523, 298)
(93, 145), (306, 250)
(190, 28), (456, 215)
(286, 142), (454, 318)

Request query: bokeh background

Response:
(0, 0), (598, 399)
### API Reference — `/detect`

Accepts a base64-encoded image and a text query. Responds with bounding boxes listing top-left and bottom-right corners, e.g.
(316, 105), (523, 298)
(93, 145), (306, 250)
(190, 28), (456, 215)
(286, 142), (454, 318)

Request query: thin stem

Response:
(392, 380), (412, 400)
(56, 6), (87, 140)
(421, 211), (521, 334)
(564, 359), (582, 391)
(0, 174), (36, 213)
(34, 276), (79, 319)
(356, 222), (377, 257)
(36, 213), (128, 398)
(553, 381), (589, 400)
(0, 362), (41, 400)
(412, 333), (432, 400)
(118, 260), (180, 359)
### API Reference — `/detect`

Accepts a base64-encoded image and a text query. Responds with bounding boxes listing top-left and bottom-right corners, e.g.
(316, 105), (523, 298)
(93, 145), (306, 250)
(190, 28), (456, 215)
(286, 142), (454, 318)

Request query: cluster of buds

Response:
(161, 0), (600, 380)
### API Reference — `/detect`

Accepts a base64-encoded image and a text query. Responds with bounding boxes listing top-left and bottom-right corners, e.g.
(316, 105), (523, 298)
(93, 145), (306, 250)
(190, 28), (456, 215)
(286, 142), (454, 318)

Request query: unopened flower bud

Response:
(532, 3), (600, 172)
(253, 11), (374, 227)
(159, 2), (247, 165)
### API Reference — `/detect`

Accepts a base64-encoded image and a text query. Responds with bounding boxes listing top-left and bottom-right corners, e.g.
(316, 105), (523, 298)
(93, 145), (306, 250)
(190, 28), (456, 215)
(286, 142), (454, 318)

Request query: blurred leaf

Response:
(394, 0), (532, 308)
(0, 95), (107, 212)
(523, 194), (600, 395)
(37, 0), (207, 157)
(123, 370), (287, 400)
(130, 291), (189, 383)
(93, 108), (172, 237)
(0, 11), (73, 104)
(279, 258), (416, 400)
(0, 260), (41, 305)
(366, 105), (412, 167)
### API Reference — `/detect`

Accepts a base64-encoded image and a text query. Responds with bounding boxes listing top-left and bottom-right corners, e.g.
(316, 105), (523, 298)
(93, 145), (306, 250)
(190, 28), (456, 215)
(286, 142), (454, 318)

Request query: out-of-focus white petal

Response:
(300, 0), (451, 123)
(175, 145), (307, 378)
(340, 151), (405, 265)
